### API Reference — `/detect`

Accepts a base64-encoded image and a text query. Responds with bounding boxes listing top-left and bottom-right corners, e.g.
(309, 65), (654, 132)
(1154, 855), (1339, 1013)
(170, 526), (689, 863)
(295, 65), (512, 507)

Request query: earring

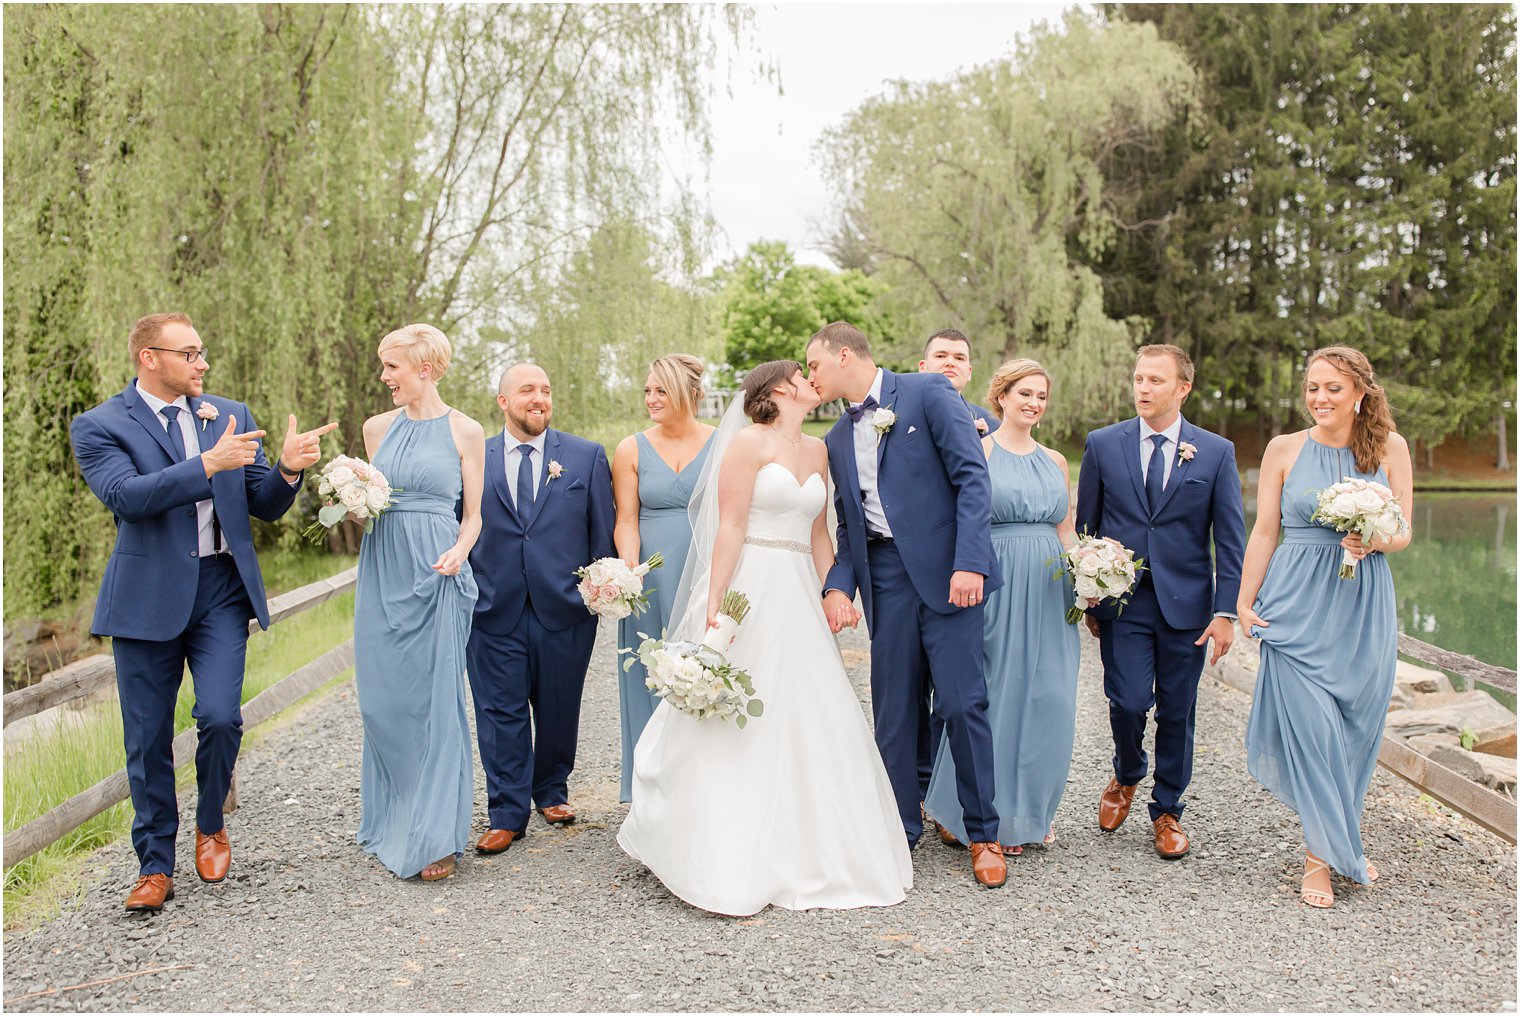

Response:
(1354, 399), (1362, 414)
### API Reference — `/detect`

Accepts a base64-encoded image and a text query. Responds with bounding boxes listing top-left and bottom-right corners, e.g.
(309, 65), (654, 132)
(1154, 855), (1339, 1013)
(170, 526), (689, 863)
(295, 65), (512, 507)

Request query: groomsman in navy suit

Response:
(807, 322), (1008, 889)
(70, 312), (333, 911)
(467, 363), (615, 854)
(914, 327), (992, 801)
(1075, 344), (1245, 859)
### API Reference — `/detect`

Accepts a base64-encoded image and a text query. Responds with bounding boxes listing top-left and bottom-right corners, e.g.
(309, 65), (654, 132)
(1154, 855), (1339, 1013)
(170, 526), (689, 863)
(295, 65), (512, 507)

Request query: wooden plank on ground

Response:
(2, 640), (355, 869)
(1378, 736), (1517, 844)
(1, 655), (116, 727)
(1399, 633), (1516, 694)
(250, 566), (358, 632)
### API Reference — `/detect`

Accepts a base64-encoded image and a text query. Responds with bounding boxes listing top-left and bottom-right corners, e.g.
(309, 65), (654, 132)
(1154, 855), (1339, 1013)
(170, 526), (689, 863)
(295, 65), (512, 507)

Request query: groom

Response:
(806, 322), (1007, 889)
(1076, 344), (1245, 859)
(467, 362), (615, 854)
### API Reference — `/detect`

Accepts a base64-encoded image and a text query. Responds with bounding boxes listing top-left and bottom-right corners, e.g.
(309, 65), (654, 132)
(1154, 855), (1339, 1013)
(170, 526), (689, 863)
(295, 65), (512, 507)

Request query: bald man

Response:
(466, 363), (614, 854)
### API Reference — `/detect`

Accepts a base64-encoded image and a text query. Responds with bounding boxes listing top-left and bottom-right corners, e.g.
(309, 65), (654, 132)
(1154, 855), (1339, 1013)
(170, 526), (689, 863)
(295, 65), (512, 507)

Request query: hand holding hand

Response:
(201, 416), (267, 477)
(948, 570), (985, 609)
(1195, 615), (1235, 666)
(431, 546), (469, 576)
(822, 589), (859, 633)
(1084, 614), (1101, 639)
(280, 415), (338, 475)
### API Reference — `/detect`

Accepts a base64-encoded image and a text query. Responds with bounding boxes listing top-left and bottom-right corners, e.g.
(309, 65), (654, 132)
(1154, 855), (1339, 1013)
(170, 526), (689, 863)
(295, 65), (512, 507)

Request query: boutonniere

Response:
(974, 417), (989, 435)
(547, 460), (565, 482)
(196, 402), (219, 431)
(872, 406), (896, 439)
(1177, 441), (1197, 464)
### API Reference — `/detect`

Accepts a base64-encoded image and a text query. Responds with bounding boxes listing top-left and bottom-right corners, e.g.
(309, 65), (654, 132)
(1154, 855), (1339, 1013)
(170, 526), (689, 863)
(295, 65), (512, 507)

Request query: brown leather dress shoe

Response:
(1153, 813), (1190, 859)
(539, 804), (576, 826)
(1098, 777), (1138, 831)
(195, 828), (231, 883)
(125, 874), (174, 912)
(968, 841), (1007, 888)
(935, 821), (963, 849)
(476, 829), (521, 854)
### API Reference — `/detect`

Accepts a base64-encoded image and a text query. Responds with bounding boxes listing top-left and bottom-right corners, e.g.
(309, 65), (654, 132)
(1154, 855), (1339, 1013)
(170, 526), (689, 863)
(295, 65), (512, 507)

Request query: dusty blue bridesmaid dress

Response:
(354, 411), (477, 877)
(925, 443), (1080, 847)
(1244, 434), (1397, 883)
(616, 430), (711, 803)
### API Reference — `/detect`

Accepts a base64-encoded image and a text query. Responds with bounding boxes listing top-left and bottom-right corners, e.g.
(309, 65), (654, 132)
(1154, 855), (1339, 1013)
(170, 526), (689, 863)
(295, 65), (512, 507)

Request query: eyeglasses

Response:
(146, 346), (209, 364)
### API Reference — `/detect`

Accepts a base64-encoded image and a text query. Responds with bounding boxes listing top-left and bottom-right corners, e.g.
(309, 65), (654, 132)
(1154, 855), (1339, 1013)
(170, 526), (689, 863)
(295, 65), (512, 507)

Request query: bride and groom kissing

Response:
(617, 322), (1009, 916)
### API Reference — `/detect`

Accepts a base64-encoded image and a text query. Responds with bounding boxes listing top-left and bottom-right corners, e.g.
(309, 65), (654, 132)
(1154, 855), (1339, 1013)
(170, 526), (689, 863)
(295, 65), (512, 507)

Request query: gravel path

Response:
(4, 621), (1515, 1012)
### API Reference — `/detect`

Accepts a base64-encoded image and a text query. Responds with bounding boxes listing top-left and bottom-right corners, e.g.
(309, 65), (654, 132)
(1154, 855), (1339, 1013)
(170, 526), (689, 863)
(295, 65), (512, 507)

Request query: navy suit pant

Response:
(867, 540), (998, 845)
(112, 555), (252, 876)
(466, 599), (596, 832)
(1096, 580), (1207, 821)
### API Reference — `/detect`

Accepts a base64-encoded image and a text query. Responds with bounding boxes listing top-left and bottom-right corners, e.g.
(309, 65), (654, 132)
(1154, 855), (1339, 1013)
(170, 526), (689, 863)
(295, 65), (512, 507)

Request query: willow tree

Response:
(4, 3), (752, 614)
(819, 12), (1195, 437)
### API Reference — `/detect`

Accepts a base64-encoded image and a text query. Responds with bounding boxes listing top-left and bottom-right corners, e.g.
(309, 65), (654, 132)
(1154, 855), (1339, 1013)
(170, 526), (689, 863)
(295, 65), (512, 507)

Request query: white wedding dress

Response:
(617, 462), (912, 916)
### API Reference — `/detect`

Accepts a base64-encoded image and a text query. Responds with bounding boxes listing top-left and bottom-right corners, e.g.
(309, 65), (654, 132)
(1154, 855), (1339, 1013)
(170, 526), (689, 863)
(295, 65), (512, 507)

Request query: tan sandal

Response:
(420, 855), (456, 882)
(1301, 854), (1333, 909)
(1366, 860), (1379, 883)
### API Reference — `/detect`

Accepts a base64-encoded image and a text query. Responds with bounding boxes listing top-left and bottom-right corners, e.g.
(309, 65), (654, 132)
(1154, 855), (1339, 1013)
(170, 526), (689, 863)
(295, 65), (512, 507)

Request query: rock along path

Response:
(4, 621), (1516, 1012)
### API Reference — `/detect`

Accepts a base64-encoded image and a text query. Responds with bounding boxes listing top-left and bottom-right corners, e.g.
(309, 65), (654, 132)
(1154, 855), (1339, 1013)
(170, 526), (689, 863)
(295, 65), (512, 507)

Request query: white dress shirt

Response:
(502, 430), (547, 509)
(1138, 414), (1183, 492)
(138, 387), (223, 556)
(850, 368), (892, 538)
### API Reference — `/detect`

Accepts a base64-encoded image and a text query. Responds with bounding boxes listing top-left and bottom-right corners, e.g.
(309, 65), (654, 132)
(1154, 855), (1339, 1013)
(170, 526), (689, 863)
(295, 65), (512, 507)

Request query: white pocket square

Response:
(907, 425), (918, 434)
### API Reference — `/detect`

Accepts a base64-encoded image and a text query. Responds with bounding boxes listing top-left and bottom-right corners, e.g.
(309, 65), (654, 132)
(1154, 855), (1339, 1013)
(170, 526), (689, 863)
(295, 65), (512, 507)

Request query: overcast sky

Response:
(691, 3), (1073, 270)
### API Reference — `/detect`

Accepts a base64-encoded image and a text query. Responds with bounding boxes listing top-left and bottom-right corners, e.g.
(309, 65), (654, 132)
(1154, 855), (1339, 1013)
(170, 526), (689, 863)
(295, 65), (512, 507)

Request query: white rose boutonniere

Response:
(872, 406), (896, 440)
(196, 402), (219, 431)
(1177, 441), (1197, 465)
(548, 460), (565, 482)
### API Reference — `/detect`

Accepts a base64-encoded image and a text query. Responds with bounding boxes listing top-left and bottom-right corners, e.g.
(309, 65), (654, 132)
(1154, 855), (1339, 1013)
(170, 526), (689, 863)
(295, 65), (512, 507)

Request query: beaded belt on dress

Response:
(744, 535), (810, 554)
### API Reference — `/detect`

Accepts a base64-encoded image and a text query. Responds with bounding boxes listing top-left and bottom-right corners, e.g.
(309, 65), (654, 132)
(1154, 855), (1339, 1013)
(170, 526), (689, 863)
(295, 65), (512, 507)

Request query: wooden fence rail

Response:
(2, 568), (357, 728)
(1398, 633), (1516, 695)
(2, 568), (359, 869)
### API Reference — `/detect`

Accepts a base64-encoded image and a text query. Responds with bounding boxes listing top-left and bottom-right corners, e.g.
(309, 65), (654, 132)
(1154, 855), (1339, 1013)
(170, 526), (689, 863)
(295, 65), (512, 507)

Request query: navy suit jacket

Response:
(1074, 415), (1246, 630)
(470, 427), (615, 635)
(70, 381), (301, 640)
(824, 369), (1002, 632)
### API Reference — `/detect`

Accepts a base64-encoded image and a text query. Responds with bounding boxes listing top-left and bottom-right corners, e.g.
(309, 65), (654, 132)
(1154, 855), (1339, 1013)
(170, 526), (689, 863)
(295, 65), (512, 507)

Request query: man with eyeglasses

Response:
(70, 312), (336, 912)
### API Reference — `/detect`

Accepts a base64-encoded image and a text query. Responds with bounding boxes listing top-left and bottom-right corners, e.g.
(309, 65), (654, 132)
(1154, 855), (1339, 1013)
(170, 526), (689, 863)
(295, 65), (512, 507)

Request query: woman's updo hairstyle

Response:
(741, 359), (802, 425)
(648, 353), (706, 419)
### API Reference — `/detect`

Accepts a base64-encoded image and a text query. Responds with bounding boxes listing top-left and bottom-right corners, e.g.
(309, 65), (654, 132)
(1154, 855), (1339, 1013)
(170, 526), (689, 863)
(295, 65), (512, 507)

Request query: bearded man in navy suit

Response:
(807, 322), (1007, 889)
(467, 363), (615, 855)
(1076, 344), (1245, 860)
(70, 312), (334, 911)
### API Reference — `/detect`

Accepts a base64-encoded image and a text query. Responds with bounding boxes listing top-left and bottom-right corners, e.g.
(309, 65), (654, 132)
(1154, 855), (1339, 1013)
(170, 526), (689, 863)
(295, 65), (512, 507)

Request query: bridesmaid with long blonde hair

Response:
(610, 355), (716, 802)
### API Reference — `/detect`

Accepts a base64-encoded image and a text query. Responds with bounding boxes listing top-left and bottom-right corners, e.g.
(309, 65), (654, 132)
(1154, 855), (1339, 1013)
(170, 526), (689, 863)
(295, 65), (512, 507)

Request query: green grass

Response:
(2, 551), (357, 925)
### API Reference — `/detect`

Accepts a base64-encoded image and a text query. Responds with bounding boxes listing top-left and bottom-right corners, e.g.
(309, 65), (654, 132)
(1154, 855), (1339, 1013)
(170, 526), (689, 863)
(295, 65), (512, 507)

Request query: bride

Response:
(617, 359), (912, 916)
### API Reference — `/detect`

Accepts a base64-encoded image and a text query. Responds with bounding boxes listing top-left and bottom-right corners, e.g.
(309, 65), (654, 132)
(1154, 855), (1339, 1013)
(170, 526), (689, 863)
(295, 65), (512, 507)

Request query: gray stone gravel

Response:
(4, 621), (1515, 1012)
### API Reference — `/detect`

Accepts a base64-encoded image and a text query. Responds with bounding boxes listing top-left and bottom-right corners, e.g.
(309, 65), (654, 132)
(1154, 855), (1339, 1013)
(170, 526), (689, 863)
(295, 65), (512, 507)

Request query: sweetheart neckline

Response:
(759, 461), (825, 489)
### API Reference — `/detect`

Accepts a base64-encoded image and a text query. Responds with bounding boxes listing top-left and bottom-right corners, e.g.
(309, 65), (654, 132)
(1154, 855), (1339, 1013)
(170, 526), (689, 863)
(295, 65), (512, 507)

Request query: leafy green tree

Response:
(818, 11), (1196, 436)
(716, 241), (882, 371)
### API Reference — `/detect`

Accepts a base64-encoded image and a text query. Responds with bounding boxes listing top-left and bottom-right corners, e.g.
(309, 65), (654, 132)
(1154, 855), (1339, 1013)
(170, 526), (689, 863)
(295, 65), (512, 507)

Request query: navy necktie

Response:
(844, 395), (878, 423)
(516, 443), (536, 516)
(160, 406), (187, 461)
(1146, 433), (1168, 511)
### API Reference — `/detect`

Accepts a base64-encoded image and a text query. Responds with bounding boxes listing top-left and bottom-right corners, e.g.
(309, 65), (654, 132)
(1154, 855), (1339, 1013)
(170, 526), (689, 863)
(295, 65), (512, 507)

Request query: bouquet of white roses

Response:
(303, 455), (394, 543)
(1309, 477), (1408, 579)
(621, 590), (764, 728)
(575, 553), (664, 620)
(1057, 534), (1145, 624)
